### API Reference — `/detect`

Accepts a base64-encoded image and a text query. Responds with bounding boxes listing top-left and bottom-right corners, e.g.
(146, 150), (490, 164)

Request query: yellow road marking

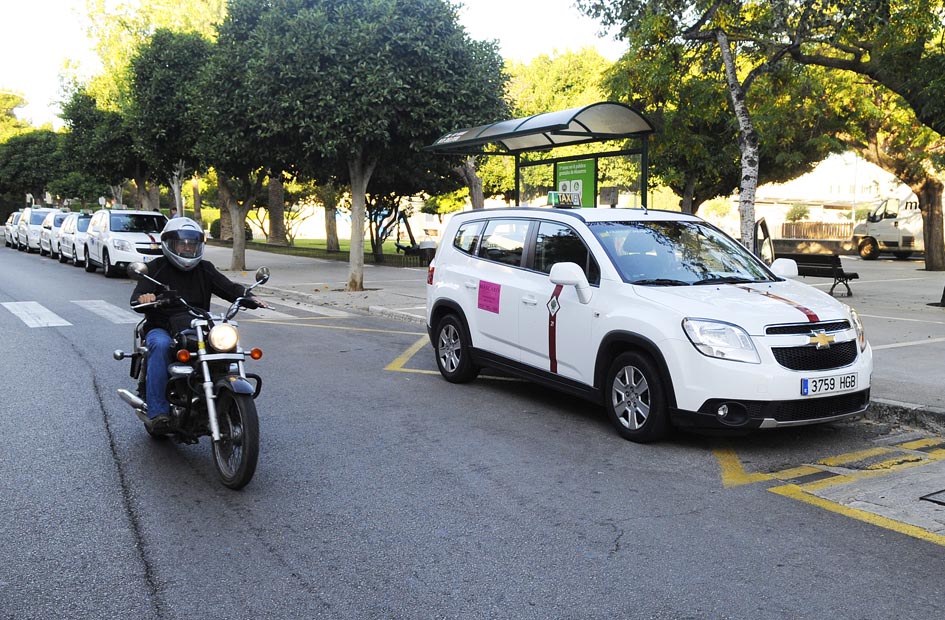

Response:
(386, 336), (431, 372)
(818, 446), (893, 467)
(713, 447), (772, 487)
(897, 437), (945, 451)
(866, 454), (926, 470)
(770, 484), (945, 548)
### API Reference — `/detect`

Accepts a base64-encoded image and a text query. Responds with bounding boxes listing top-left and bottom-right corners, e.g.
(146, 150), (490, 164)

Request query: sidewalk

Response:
(206, 245), (945, 431)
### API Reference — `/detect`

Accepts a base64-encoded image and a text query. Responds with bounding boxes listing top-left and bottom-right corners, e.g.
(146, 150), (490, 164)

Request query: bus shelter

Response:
(426, 102), (655, 209)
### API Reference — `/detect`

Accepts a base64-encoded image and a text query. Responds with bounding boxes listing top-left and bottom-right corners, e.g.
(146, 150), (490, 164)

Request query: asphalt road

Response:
(2, 246), (945, 620)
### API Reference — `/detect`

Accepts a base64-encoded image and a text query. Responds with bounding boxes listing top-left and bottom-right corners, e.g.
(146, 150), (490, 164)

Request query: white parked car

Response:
(426, 207), (873, 442)
(4, 211), (21, 247)
(58, 212), (93, 266)
(39, 210), (69, 259)
(16, 206), (58, 253)
(84, 208), (167, 277)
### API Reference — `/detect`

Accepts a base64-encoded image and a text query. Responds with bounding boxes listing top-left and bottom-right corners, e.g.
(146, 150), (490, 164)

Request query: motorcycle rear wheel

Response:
(211, 391), (259, 490)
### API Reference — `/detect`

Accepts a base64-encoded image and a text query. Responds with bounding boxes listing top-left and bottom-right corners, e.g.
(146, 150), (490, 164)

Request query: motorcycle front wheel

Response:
(211, 391), (259, 490)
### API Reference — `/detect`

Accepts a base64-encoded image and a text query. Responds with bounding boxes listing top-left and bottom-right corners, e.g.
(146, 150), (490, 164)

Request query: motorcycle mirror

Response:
(255, 266), (270, 284)
(128, 262), (148, 279)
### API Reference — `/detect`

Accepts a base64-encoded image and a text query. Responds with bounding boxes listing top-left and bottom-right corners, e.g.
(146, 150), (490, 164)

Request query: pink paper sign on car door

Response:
(478, 281), (501, 314)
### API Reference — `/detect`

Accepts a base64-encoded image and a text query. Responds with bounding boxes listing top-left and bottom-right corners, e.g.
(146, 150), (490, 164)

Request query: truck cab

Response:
(852, 197), (922, 260)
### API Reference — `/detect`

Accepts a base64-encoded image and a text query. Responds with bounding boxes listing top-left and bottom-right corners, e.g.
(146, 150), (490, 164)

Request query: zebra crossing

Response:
(1, 298), (345, 328)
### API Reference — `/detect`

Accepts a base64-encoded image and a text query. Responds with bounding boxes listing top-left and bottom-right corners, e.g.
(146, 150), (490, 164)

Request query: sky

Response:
(0, 0), (625, 129)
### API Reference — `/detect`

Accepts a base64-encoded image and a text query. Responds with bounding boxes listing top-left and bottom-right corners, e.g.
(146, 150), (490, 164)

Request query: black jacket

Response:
(130, 257), (250, 335)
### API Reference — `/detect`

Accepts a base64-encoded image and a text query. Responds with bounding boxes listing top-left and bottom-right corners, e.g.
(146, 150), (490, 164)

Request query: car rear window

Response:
(453, 221), (484, 255)
(110, 213), (167, 233)
(54, 214), (67, 226)
(30, 212), (48, 225)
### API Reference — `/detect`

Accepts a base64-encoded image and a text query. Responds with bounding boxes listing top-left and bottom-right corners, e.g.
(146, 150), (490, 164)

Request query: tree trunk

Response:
(717, 29), (759, 249)
(191, 173), (203, 228)
(219, 181), (249, 271)
(680, 174), (697, 214)
(169, 160), (186, 215)
(267, 175), (287, 245)
(347, 155), (377, 292)
(454, 156), (485, 209)
(133, 175), (150, 210)
(219, 187), (233, 241)
(913, 178), (945, 272)
(149, 184), (160, 212)
(325, 205), (339, 252)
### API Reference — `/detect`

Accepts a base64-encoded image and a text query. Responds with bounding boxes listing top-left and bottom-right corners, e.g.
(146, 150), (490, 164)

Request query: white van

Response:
(852, 197), (923, 260)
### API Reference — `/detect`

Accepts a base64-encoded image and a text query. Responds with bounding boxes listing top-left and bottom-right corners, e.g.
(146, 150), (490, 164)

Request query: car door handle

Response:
(464, 281), (477, 290)
(522, 296), (538, 306)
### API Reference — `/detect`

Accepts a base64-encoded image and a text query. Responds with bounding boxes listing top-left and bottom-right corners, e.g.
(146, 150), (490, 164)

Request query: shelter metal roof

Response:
(426, 102), (654, 155)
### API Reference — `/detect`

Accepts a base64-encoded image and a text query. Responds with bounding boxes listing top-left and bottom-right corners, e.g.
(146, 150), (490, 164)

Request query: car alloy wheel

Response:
(606, 351), (669, 443)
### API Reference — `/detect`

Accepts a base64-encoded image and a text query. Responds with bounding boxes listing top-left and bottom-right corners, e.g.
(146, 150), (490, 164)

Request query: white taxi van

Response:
(84, 209), (168, 277)
(426, 207), (872, 443)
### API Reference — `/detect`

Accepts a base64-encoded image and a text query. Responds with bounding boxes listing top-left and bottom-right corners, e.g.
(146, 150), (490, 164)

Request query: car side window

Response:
(453, 221), (484, 256)
(534, 221), (600, 285)
(478, 219), (529, 267)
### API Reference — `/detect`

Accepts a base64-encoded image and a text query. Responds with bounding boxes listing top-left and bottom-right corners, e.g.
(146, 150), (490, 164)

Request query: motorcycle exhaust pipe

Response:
(117, 389), (146, 411)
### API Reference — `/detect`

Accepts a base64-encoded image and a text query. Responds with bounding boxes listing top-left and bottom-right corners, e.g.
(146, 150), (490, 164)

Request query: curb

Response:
(864, 399), (945, 434)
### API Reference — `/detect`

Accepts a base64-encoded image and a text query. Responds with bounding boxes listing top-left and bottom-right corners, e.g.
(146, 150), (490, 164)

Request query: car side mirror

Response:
(549, 262), (593, 304)
(771, 258), (799, 279)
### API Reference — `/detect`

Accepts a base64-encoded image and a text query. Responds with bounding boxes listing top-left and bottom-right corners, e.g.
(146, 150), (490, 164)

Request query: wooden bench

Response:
(779, 253), (859, 297)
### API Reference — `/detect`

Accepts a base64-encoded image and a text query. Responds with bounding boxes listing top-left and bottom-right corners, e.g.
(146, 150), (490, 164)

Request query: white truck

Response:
(852, 196), (923, 260)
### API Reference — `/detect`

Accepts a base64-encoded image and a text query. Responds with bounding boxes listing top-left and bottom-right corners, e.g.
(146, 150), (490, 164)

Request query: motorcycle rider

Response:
(130, 217), (268, 431)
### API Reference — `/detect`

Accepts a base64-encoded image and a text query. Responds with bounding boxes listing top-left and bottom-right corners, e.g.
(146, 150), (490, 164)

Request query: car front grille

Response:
(765, 320), (850, 335)
(771, 340), (858, 370)
(136, 246), (163, 255)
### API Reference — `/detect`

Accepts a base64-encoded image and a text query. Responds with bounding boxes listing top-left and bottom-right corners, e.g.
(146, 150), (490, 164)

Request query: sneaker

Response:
(146, 414), (171, 432)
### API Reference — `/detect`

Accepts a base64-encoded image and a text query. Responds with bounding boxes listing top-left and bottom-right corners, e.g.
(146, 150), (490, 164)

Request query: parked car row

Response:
(4, 208), (168, 277)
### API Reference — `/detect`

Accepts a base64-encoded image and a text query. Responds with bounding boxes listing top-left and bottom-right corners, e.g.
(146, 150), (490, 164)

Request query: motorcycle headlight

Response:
(209, 324), (239, 352)
(682, 318), (760, 364)
(113, 238), (133, 252)
(847, 305), (868, 352)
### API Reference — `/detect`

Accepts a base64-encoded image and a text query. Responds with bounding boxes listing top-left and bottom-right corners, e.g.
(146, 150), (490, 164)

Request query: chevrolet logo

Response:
(809, 330), (835, 349)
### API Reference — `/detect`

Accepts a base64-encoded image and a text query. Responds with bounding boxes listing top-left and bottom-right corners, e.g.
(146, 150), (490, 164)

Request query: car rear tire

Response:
(605, 351), (670, 443)
(84, 248), (96, 272)
(858, 237), (879, 260)
(434, 314), (479, 383)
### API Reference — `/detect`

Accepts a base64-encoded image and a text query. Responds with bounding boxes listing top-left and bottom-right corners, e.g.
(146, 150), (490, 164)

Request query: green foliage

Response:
(0, 93), (32, 142)
(785, 204), (810, 222)
(128, 29), (211, 179)
(423, 188), (469, 215)
(0, 129), (64, 201)
(60, 89), (139, 188)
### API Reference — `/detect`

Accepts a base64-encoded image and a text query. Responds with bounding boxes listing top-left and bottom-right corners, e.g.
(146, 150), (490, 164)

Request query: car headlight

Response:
(847, 305), (867, 352)
(209, 324), (239, 352)
(682, 318), (760, 364)
(112, 239), (133, 252)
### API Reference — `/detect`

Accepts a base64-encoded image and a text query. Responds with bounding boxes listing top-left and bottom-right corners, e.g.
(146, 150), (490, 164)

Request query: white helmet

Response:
(161, 217), (205, 271)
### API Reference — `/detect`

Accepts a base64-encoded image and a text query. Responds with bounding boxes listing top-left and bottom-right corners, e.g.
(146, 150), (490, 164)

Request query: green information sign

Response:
(556, 159), (596, 208)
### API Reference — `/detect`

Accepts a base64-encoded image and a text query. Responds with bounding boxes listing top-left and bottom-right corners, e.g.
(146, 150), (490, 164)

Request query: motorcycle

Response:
(114, 262), (270, 490)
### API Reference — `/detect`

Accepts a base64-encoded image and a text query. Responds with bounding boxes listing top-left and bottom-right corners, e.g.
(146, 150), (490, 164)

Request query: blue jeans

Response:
(145, 328), (173, 419)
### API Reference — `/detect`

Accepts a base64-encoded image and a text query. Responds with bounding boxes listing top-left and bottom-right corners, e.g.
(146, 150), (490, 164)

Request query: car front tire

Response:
(434, 314), (479, 383)
(102, 249), (116, 278)
(605, 351), (670, 443)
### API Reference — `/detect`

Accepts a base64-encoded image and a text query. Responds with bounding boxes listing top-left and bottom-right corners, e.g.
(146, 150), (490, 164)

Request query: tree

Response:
(0, 93), (32, 142)
(0, 130), (64, 204)
(128, 29), (211, 215)
(245, 0), (507, 290)
(579, 1), (803, 248)
(60, 89), (140, 206)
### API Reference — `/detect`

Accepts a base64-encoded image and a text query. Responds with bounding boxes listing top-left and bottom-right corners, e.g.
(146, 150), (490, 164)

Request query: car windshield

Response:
(76, 217), (91, 232)
(590, 220), (776, 286)
(110, 213), (166, 233)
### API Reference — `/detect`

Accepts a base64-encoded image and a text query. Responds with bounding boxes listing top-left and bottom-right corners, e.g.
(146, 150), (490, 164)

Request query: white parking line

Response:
(872, 337), (945, 351)
(1, 302), (71, 327)
(71, 300), (141, 324)
(859, 313), (945, 326)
